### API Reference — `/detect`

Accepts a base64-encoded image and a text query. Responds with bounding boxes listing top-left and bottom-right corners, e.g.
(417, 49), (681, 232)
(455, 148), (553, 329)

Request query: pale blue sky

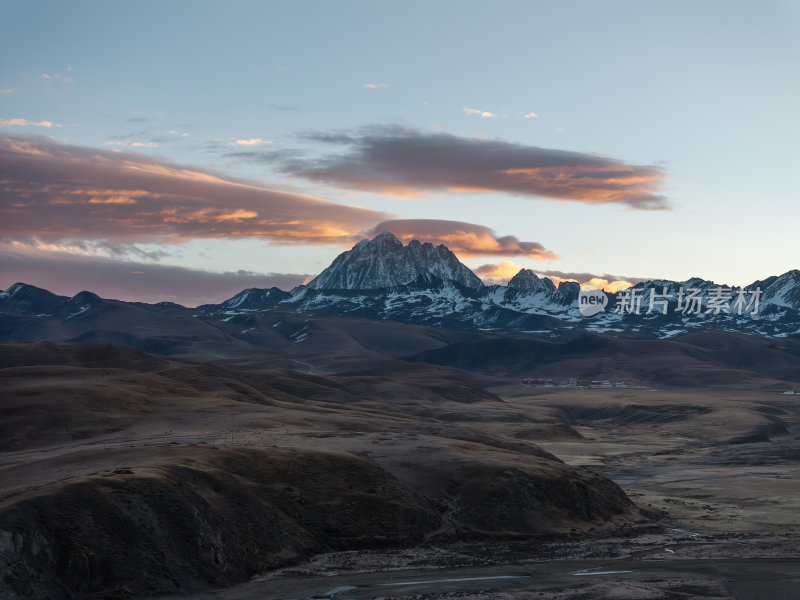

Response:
(1, 0), (799, 303)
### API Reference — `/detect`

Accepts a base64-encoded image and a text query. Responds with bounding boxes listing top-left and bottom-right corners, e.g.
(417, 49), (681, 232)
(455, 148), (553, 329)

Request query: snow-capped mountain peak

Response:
(507, 269), (556, 294)
(0, 283), (30, 299)
(0, 283), (66, 313)
(200, 233), (798, 339)
(305, 231), (484, 291)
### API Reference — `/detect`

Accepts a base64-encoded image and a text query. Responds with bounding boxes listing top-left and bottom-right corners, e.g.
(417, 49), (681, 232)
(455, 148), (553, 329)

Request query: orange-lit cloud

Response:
(463, 107), (496, 118)
(585, 278), (634, 293)
(544, 274), (580, 289)
(0, 134), (389, 246)
(87, 196), (138, 204)
(473, 260), (525, 283)
(364, 219), (557, 259)
(104, 140), (159, 148)
(282, 128), (667, 209)
(473, 264), (642, 292)
(1, 118), (61, 128)
(233, 138), (272, 146)
(537, 270), (648, 286)
(1, 135), (562, 262)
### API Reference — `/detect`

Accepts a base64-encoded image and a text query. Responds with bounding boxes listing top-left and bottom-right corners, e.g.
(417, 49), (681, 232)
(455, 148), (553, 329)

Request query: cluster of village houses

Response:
(522, 377), (798, 395)
(521, 377), (648, 390)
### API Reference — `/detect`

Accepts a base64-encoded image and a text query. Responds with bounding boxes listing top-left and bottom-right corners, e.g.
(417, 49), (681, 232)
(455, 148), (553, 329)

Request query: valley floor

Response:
(176, 387), (800, 600)
(182, 554), (800, 600)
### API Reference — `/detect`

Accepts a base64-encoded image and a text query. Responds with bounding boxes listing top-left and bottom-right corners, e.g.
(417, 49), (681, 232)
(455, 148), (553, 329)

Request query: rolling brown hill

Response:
(0, 342), (653, 599)
(1, 291), (480, 372)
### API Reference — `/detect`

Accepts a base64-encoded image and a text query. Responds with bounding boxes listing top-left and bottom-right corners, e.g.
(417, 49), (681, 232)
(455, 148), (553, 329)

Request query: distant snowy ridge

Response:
(201, 232), (799, 338)
(2, 232), (798, 339)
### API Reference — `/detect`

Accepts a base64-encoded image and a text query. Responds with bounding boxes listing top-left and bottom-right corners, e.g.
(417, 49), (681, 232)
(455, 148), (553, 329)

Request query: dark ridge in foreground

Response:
(0, 447), (644, 600)
(1, 448), (437, 598)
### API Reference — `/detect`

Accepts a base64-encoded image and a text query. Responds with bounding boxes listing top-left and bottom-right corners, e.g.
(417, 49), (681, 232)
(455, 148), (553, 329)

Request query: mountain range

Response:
(2, 232), (799, 348)
(206, 232), (800, 338)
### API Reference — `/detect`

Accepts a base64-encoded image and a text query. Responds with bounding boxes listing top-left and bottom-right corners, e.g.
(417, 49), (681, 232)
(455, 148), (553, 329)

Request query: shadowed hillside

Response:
(408, 331), (800, 388)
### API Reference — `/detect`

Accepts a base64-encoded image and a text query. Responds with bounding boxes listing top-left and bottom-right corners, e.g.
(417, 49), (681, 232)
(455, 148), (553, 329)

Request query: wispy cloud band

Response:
(0, 135), (386, 245)
(0, 135), (557, 260)
(1, 118), (62, 128)
(1, 242), (308, 306)
(281, 127), (668, 209)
